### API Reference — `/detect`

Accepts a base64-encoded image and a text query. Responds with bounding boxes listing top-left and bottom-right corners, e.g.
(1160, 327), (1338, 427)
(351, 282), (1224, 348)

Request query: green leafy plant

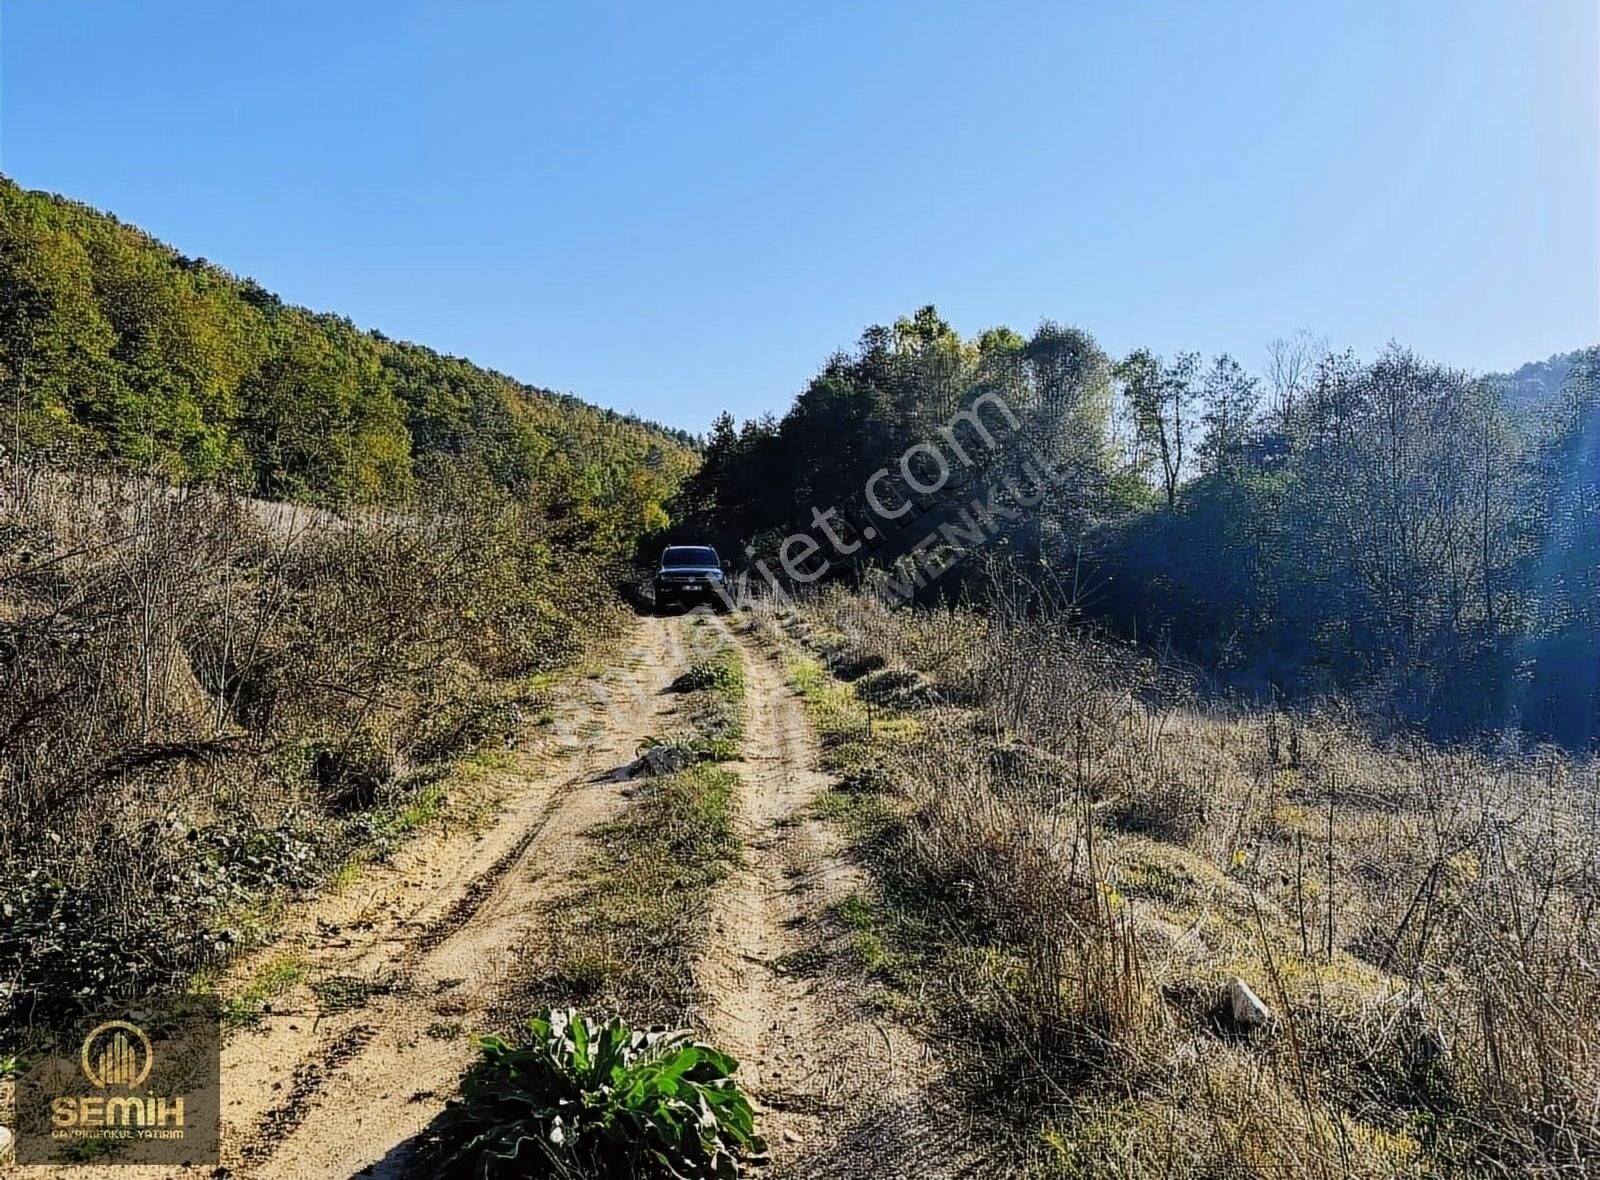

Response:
(670, 648), (746, 700)
(635, 734), (700, 775)
(423, 1009), (765, 1179)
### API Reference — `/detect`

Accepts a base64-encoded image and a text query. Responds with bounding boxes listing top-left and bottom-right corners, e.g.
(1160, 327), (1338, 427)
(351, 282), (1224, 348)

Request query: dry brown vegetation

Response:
(756, 581), (1600, 1178)
(0, 461), (630, 1041)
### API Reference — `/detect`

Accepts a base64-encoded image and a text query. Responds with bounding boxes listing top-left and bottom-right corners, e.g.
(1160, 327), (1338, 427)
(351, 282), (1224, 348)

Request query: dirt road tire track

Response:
(220, 615), (690, 1179)
(48, 613), (686, 1180)
(46, 610), (967, 1180)
(697, 623), (960, 1179)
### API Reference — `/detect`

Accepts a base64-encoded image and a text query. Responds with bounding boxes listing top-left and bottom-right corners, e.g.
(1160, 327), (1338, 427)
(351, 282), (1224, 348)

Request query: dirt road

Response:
(46, 611), (952, 1179)
(697, 623), (961, 1180)
(211, 614), (689, 1179)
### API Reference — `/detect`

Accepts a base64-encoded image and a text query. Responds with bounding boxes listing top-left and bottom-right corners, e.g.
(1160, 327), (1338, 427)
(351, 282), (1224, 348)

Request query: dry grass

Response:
(515, 634), (747, 1026)
(760, 583), (1600, 1178)
(0, 460), (629, 1042)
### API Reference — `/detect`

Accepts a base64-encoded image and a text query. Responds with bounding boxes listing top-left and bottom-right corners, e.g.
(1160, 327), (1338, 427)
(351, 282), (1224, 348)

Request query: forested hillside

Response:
(0, 175), (694, 525)
(672, 309), (1600, 747)
(0, 179), (697, 1058)
(1491, 349), (1589, 411)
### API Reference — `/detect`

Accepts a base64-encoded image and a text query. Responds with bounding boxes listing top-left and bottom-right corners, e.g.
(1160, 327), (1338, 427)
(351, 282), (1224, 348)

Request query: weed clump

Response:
(419, 1009), (765, 1179)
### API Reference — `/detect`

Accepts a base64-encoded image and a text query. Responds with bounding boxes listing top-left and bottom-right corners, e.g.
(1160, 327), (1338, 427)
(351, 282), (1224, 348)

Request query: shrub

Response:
(669, 646), (746, 700)
(854, 666), (935, 709)
(0, 462), (641, 1041)
(421, 1009), (765, 1179)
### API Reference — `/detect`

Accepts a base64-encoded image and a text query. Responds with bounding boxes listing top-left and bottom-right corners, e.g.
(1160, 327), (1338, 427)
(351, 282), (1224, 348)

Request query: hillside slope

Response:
(1490, 349), (1590, 411)
(0, 178), (702, 1107)
(0, 175), (695, 517)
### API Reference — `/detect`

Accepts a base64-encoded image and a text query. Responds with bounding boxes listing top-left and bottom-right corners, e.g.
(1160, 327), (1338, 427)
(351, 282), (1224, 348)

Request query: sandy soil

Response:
(695, 621), (971, 1180)
(22, 611), (971, 1179)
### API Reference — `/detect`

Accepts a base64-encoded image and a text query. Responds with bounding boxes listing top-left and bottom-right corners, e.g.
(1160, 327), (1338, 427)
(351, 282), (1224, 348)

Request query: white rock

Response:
(1227, 976), (1274, 1031)
(0, 1125), (13, 1161)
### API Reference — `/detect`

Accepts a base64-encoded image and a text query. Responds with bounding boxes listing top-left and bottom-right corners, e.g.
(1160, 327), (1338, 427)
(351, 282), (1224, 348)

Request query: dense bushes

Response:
(674, 305), (1599, 747)
(0, 463), (638, 1041)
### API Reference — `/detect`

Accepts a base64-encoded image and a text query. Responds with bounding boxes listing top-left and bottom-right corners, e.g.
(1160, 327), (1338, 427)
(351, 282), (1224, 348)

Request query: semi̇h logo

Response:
(18, 998), (220, 1164)
(50, 1017), (187, 1141)
(81, 1020), (154, 1089)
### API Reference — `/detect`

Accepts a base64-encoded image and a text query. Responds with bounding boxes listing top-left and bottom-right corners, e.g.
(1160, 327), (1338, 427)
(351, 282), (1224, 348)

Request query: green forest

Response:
(0, 175), (694, 545)
(670, 308), (1600, 747)
(3, 172), (1596, 748)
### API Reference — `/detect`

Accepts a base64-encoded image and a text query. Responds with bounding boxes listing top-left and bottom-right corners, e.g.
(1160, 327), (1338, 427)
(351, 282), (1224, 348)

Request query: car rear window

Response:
(662, 546), (718, 568)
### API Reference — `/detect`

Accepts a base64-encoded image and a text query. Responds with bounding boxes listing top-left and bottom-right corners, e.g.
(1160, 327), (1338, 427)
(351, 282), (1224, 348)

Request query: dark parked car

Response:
(653, 545), (729, 612)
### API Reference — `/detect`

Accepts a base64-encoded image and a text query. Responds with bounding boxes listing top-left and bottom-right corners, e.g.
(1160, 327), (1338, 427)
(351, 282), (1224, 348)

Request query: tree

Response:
(1198, 354), (1261, 476)
(1117, 348), (1197, 509)
(237, 314), (412, 503)
(0, 193), (120, 459)
(1265, 329), (1324, 426)
(1515, 350), (1600, 743)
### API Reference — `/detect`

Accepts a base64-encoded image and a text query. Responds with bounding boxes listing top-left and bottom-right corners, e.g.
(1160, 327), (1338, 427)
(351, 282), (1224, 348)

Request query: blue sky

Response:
(2, 1), (1595, 432)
